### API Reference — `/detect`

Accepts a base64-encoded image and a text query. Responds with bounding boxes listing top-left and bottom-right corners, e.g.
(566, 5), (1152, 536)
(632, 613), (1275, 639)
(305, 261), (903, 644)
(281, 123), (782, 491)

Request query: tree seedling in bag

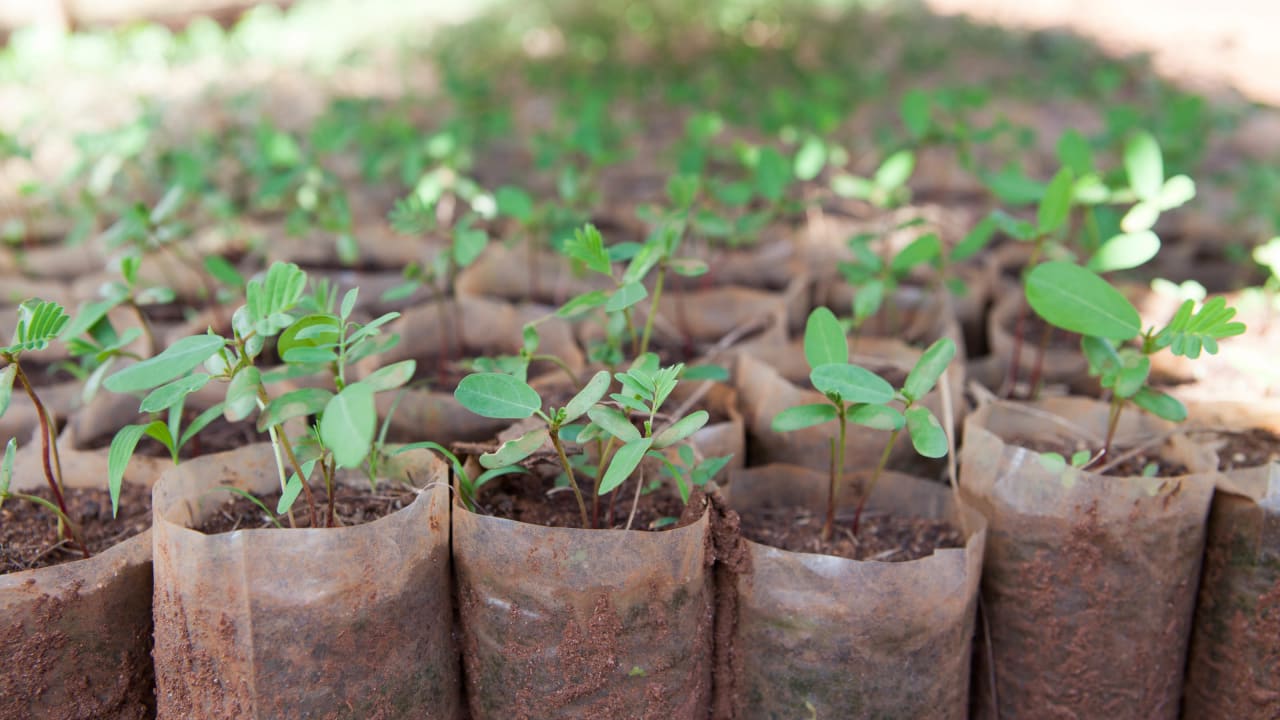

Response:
(453, 356), (712, 529)
(1025, 260), (1246, 466)
(0, 300), (87, 556)
(771, 307), (954, 539)
(104, 262), (412, 528)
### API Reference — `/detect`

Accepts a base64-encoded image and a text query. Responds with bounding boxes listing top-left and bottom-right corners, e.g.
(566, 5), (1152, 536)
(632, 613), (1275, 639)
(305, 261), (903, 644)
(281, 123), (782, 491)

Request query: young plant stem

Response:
(126, 300), (159, 356)
(1026, 322), (1054, 401)
(549, 427), (590, 529)
(821, 410), (848, 542)
(531, 354), (581, 388)
(323, 458), (337, 528)
(852, 428), (900, 537)
(1004, 297), (1029, 399)
(256, 386), (317, 527)
(1101, 396), (1124, 464)
(10, 361), (86, 556)
(625, 466), (644, 531)
(592, 435), (617, 529)
(638, 263), (666, 358)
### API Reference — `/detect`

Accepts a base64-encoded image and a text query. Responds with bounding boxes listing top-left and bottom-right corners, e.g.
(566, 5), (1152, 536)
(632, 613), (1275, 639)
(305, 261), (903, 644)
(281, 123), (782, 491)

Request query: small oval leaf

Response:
(563, 370), (611, 423)
(653, 410), (710, 449)
(1025, 262), (1141, 341)
(810, 364), (895, 405)
(455, 373), (541, 419)
(599, 437), (654, 495)
(803, 307), (846, 370)
(905, 406), (947, 458)
(902, 338), (955, 402)
(321, 382), (376, 468)
(480, 428), (549, 469)
(586, 405), (641, 443)
(104, 334), (225, 393)
(771, 403), (838, 432)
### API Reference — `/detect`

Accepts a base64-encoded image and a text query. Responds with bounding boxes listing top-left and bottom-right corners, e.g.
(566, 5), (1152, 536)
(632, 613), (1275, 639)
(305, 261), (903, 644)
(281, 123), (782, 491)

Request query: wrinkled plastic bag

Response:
(151, 443), (461, 719)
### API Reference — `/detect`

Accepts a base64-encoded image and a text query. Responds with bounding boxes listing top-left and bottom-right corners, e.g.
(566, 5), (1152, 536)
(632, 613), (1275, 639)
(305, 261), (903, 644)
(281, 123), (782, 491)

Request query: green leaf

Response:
(1133, 387), (1187, 423)
(4, 300), (71, 353)
(1155, 296), (1246, 358)
(257, 387), (333, 431)
(0, 364), (14, 418)
(224, 367), (261, 422)
(474, 465), (524, 492)
(1120, 200), (1160, 233)
(104, 334), (226, 393)
(599, 437), (654, 495)
(340, 288), (359, 320)
(831, 174), (873, 200)
(480, 428), (549, 468)
(108, 421), (169, 517)
(771, 403), (838, 432)
(653, 410), (709, 449)
(139, 374), (211, 414)
(900, 89), (931, 138)
(277, 462), (312, 514)
(562, 224), (612, 276)
(278, 314), (340, 359)
(803, 307), (846, 370)
(1113, 356), (1150, 398)
(623, 243), (662, 285)
(204, 255), (245, 289)
(1056, 129), (1093, 175)
(563, 370), (611, 423)
(363, 360), (416, 393)
(681, 364), (729, 382)
(1025, 262), (1141, 341)
(1125, 130), (1164, 201)
(793, 136), (827, 181)
(874, 150), (915, 191)
(495, 186), (534, 222)
(455, 373), (541, 419)
(1037, 167), (1075, 234)
(606, 281), (648, 312)
(1088, 231), (1160, 272)
(905, 406), (947, 458)
(587, 405), (641, 443)
(321, 382), (376, 468)
(890, 233), (942, 275)
(903, 337), (956, 401)
(810, 364), (895, 405)
(847, 403), (905, 431)
(754, 147), (791, 202)
(953, 216), (997, 262)
(453, 226), (489, 267)
(1158, 175), (1195, 210)
(852, 280), (885, 324)
(557, 290), (610, 318)
(0, 437), (14, 500)
(180, 402), (226, 448)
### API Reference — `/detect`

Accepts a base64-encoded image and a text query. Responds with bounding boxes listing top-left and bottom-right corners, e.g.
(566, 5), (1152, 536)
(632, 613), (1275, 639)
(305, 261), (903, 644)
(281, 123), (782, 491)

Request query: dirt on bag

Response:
(151, 443), (462, 719)
(960, 398), (1217, 720)
(452, 498), (714, 719)
(718, 464), (984, 719)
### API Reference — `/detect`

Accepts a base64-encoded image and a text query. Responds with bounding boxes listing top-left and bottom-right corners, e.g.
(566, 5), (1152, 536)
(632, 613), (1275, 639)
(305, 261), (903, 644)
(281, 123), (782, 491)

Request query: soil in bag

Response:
(197, 482), (422, 532)
(453, 468), (714, 719)
(1, 482), (151, 573)
(738, 504), (964, 562)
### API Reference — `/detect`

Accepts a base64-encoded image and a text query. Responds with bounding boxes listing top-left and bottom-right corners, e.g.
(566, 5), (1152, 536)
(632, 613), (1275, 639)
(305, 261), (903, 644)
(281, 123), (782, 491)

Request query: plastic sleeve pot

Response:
(1182, 401), (1280, 720)
(452, 501), (713, 718)
(150, 443), (461, 719)
(0, 424), (168, 719)
(718, 464), (985, 719)
(959, 398), (1217, 720)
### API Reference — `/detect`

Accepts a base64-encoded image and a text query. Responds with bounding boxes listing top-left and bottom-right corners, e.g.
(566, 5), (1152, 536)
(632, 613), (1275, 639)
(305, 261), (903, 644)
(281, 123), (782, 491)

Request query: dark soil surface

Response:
(475, 470), (695, 531)
(1011, 436), (1190, 477)
(196, 481), (420, 533)
(1210, 428), (1280, 471)
(738, 504), (964, 562)
(1, 482), (151, 573)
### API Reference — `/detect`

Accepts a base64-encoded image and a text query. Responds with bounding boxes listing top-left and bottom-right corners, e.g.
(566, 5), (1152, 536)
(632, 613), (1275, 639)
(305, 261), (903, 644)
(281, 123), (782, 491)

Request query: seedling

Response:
(104, 263), (412, 528)
(0, 300), (86, 556)
(1025, 261), (1246, 464)
(771, 307), (954, 540)
(386, 193), (490, 367)
(454, 357), (712, 529)
(838, 227), (940, 338)
(831, 149), (916, 209)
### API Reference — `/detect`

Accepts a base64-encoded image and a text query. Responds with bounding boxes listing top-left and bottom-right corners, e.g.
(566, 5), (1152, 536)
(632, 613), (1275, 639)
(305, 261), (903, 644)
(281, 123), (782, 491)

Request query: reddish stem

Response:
(12, 361), (88, 557)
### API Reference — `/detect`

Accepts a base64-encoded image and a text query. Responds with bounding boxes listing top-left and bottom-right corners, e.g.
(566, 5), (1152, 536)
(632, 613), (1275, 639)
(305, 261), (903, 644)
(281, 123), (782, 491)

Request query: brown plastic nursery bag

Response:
(960, 398), (1216, 720)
